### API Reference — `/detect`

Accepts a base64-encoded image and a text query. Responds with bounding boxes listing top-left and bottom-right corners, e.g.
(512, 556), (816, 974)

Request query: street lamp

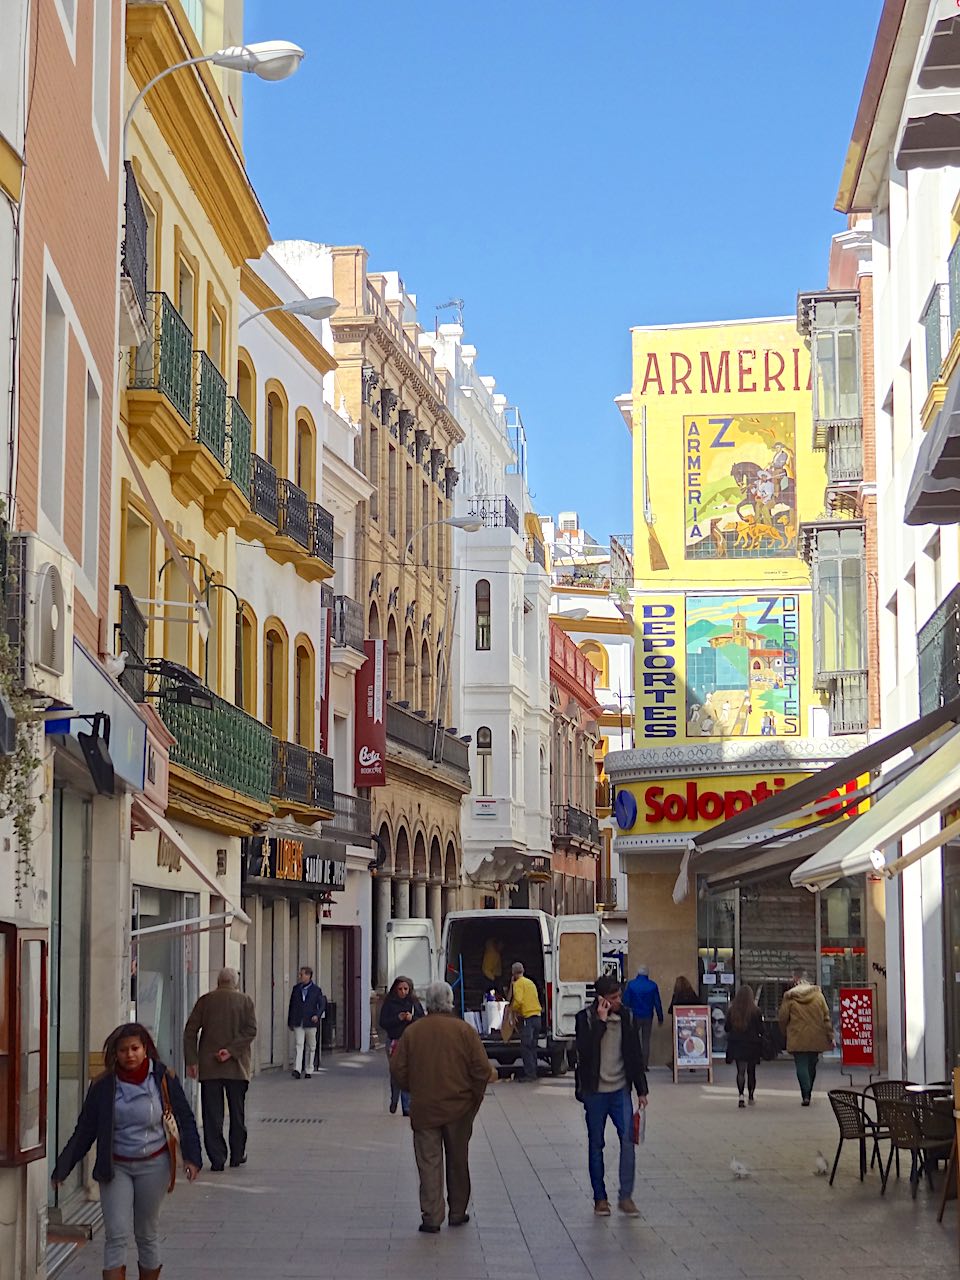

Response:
(123, 40), (305, 156)
(403, 515), (482, 566)
(238, 296), (339, 328)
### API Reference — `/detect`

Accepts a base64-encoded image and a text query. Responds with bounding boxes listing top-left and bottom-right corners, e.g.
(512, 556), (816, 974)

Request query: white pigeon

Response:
(103, 651), (128, 680)
(730, 1158), (751, 1180)
(814, 1151), (830, 1177)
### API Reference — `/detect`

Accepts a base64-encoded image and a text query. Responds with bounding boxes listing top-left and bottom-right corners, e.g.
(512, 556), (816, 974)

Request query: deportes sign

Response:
(354, 639), (387, 787)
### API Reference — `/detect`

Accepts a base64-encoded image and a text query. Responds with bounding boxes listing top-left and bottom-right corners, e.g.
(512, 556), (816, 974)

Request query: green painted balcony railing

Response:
(130, 291), (193, 423)
(160, 678), (272, 803)
(193, 351), (226, 464)
(227, 398), (252, 497)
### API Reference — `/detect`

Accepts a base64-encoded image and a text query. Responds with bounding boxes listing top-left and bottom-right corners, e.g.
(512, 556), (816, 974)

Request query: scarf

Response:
(116, 1057), (151, 1085)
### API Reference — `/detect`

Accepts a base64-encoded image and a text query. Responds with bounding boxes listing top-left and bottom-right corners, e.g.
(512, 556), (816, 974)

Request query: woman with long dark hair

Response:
(667, 976), (699, 1012)
(379, 976), (425, 1115)
(725, 986), (764, 1108)
(52, 1023), (202, 1280)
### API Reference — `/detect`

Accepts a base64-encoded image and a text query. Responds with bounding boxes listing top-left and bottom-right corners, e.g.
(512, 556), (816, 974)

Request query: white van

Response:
(385, 909), (601, 1076)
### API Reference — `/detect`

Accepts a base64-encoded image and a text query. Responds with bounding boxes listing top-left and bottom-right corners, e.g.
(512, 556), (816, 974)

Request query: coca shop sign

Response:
(645, 778), (789, 824)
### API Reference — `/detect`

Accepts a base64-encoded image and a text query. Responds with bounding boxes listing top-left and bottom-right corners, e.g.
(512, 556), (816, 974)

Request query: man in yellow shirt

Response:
(509, 963), (542, 1083)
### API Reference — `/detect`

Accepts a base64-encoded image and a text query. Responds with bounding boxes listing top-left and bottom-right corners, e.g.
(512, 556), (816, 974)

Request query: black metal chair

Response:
(827, 1089), (882, 1186)
(880, 1100), (952, 1197)
(917, 1101), (954, 1193)
(864, 1080), (914, 1175)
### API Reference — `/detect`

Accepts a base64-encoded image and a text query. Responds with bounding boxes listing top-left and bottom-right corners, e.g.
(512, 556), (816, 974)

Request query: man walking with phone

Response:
(574, 973), (649, 1218)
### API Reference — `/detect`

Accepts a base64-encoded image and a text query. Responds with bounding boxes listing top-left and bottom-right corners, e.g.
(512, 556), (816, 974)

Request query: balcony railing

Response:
(227, 398), (252, 497)
(919, 584), (960, 715)
(160, 680), (271, 803)
(333, 595), (364, 652)
(467, 494), (520, 533)
(552, 803), (600, 847)
(526, 537), (546, 568)
(278, 478), (310, 548)
(386, 701), (470, 775)
(309, 502), (335, 567)
(130, 292), (193, 424)
(271, 738), (335, 811)
(193, 351), (227, 464)
(596, 876), (618, 909)
(114, 584), (146, 703)
(250, 454), (279, 527)
(121, 161), (148, 320)
(826, 421), (863, 485)
(327, 791), (373, 843)
(826, 670), (868, 734)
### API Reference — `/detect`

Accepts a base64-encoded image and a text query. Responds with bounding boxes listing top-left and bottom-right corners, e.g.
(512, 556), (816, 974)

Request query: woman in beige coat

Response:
(778, 974), (834, 1106)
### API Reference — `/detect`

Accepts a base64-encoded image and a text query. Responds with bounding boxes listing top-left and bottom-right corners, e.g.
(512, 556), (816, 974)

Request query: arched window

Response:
(386, 616), (399, 697)
(475, 579), (491, 651)
(404, 628), (416, 701)
(263, 620), (288, 737)
(294, 638), (315, 747)
(295, 410), (316, 500)
(234, 602), (257, 714)
(420, 638), (431, 713)
(477, 726), (493, 797)
(579, 641), (609, 688)
(237, 349), (256, 424)
(368, 602), (380, 641)
(264, 380), (288, 475)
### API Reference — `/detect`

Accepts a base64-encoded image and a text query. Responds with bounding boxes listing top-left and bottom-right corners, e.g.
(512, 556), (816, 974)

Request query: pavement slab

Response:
(55, 1053), (959, 1279)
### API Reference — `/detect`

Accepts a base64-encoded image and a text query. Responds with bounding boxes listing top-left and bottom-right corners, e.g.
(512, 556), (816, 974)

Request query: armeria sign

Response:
(354, 639), (387, 787)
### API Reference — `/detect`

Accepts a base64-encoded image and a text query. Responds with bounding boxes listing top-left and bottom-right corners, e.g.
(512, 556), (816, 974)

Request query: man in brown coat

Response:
(391, 979), (496, 1233)
(184, 967), (258, 1170)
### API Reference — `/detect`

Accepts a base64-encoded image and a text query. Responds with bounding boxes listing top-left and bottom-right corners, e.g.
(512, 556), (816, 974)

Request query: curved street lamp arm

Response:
(123, 54), (216, 158)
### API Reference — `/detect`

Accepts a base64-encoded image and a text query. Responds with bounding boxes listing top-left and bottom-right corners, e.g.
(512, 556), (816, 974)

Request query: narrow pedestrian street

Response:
(57, 1055), (957, 1280)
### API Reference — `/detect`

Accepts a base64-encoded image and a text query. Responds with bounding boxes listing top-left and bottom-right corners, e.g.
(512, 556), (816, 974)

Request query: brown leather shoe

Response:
(103, 1270), (126, 1280)
(138, 1269), (161, 1280)
(618, 1198), (640, 1217)
(594, 1199), (611, 1216)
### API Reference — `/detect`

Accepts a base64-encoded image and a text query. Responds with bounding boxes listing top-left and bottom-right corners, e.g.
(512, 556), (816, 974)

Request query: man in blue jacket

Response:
(622, 965), (663, 1067)
(288, 966), (327, 1078)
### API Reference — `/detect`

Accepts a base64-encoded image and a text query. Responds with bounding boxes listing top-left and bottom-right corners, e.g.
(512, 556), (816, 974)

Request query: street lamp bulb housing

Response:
(449, 517), (483, 533)
(211, 41), (305, 81)
(285, 296), (340, 321)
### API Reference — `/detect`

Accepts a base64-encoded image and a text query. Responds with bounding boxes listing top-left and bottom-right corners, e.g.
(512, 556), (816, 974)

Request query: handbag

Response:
(159, 1073), (180, 1193)
(760, 1029), (777, 1062)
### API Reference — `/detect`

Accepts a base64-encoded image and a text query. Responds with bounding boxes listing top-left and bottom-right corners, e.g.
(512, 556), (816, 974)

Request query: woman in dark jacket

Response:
(724, 986), (764, 1108)
(379, 976), (424, 1115)
(667, 976), (699, 1013)
(52, 1023), (202, 1280)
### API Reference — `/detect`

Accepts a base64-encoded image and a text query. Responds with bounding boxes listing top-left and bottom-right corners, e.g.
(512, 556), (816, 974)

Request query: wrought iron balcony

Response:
(121, 161), (148, 321)
(193, 351), (227, 464)
(526, 537), (546, 568)
(596, 876), (618, 909)
(386, 701), (470, 776)
(333, 595), (364, 652)
(825, 421), (863, 485)
(327, 791), (373, 844)
(160, 679), (271, 803)
(552, 803), (600, 848)
(467, 494), (520, 533)
(919, 583), (960, 715)
(227, 398), (252, 497)
(130, 292), (193, 424)
(114, 585), (146, 703)
(825, 670), (868, 734)
(309, 501), (335, 567)
(250, 454), (279, 527)
(278, 478), (310, 548)
(271, 738), (334, 811)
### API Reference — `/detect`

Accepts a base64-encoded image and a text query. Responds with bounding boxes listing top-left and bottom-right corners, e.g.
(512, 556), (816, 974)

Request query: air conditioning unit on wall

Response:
(6, 533), (74, 704)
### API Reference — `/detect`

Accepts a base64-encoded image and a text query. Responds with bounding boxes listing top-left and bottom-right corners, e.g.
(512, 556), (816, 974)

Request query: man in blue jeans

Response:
(574, 974), (649, 1217)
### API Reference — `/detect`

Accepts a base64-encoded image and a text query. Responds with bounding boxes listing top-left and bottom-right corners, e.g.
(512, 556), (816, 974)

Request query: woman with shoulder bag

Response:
(724, 986), (764, 1109)
(52, 1022), (202, 1280)
(379, 976), (424, 1116)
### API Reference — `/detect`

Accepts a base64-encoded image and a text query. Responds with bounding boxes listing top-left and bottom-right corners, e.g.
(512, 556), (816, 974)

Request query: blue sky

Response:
(242, 1), (882, 540)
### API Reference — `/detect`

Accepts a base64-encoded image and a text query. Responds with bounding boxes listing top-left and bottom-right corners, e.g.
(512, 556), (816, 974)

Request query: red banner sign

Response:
(838, 985), (876, 1069)
(354, 639), (387, 787)
(317, 606), (332, 755)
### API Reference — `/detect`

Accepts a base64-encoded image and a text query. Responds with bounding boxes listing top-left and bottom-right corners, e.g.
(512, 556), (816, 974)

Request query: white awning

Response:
(790, 728), (960, 889)
(132, 799), (250, 942)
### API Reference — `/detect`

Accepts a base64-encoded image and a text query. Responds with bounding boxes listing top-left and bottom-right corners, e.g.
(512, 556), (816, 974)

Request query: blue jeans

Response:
(519, 1016), (540, 1080)
(583, 1088), (634, 1203)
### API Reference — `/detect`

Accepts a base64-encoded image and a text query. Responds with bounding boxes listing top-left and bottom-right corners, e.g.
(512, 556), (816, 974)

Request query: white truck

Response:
(385, 909), (601, 1076)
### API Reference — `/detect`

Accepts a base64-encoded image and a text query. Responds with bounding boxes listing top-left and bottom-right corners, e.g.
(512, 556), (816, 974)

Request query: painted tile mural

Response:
(683, 412), (797, 559)
(685, 593), (800, 737)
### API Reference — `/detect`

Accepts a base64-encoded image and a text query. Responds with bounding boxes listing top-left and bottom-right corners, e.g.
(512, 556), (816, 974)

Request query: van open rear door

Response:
(385, 918), (435, 993)
(552, 915), (602, 1039)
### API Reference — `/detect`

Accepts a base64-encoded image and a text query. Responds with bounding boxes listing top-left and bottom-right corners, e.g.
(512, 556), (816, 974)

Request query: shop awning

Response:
(670, 696), (960, 901)
(132, 798), (251, 942)
(790, 725), (960, 889)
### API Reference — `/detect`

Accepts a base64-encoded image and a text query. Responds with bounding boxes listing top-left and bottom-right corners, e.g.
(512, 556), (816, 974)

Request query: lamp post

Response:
(239, 296), (339, 328)
(158, 555), (242, 690)
(123, 40), (305, 156)
(402, 515), (482, 568)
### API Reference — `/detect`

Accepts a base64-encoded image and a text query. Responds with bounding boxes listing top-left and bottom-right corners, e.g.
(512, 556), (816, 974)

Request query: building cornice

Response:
(240, 265), (337, 375)
(605, 736), (867, 781)
(125, 1), (269, 267)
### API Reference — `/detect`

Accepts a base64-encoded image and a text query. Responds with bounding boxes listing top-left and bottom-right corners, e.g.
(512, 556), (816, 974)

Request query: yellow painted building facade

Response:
(609, 318), (868, 1064)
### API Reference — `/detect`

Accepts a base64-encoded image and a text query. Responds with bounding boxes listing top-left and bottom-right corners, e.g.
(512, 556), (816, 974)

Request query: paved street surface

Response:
(59, 1053), (958, 1280)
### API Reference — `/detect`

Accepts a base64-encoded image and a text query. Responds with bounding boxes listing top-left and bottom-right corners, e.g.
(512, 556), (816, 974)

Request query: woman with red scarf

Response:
(52, 1023), (202, 1280)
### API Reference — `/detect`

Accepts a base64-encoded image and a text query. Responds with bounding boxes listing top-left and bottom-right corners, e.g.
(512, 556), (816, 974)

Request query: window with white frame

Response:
(40, 281), (68, 534)
(475, 579), (491, 651)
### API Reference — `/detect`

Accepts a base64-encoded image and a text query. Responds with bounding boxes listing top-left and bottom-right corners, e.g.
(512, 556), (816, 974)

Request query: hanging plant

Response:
(0, 632), (43, 906)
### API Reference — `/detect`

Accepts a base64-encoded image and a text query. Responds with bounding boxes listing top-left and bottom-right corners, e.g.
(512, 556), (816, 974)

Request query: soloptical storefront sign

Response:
(354, 639), (387, 787)
(616, 772), (810, 835)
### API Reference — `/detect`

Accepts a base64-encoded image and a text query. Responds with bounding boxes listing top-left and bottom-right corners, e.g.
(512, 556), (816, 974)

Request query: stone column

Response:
(442, 883), (458, 918)
(374, 873), (392, 990)
(393, 874), (410, 920)
(427, 880), (442, 946)
(411, 876), (427, 919)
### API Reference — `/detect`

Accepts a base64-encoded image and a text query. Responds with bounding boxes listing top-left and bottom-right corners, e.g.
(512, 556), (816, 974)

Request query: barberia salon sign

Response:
(246, 837), (346, 891)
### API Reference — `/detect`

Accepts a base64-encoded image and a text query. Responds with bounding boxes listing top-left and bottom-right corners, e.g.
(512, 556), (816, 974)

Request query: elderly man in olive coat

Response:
(184, 967), (257, 1171)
